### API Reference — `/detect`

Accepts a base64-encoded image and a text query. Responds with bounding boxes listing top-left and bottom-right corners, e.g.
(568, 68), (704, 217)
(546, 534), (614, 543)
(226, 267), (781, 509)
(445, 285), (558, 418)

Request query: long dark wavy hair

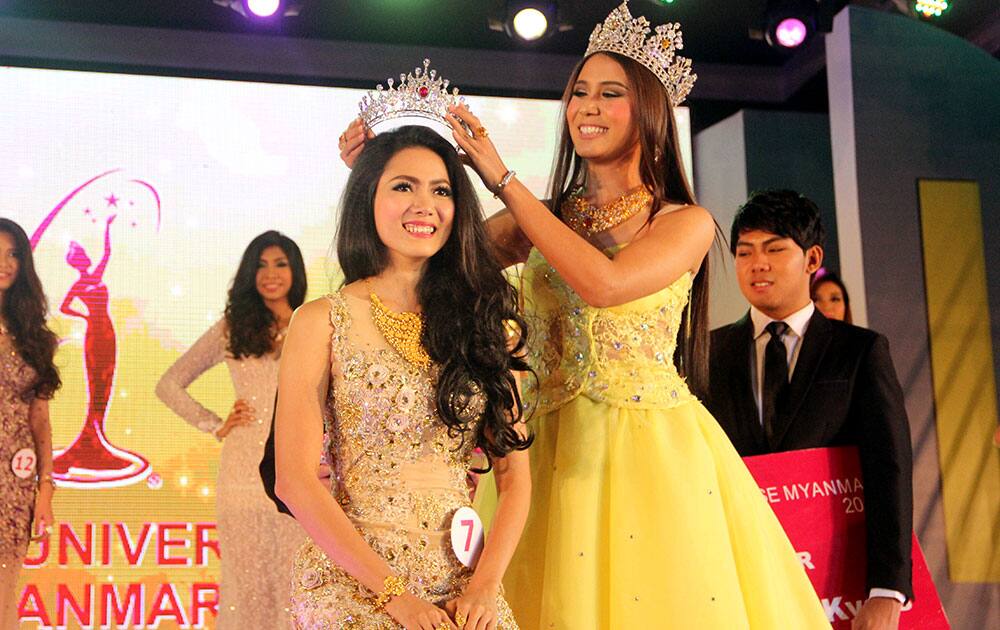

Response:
(547, 51), (716, 399)
(336, 125), (532, 464)
(0, 218), (61, 400)
(224, 231), (307, 358)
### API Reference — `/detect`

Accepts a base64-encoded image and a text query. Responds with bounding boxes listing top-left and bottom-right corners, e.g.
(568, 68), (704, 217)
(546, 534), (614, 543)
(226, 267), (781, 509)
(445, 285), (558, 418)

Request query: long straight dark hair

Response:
(0, 218), (61, 400)
(547, 51), (714, 399)
(336, 125), (532, 464)
(224, 231), (307, 358)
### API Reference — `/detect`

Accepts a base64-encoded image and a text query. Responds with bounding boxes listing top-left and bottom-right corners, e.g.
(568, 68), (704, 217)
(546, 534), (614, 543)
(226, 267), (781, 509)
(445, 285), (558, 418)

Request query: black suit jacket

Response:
(707, 309), (914, 599)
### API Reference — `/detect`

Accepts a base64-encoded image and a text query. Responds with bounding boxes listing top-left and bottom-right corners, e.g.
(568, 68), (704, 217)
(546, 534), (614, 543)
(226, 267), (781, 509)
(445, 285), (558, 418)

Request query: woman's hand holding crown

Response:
(446, 105), (511, 196)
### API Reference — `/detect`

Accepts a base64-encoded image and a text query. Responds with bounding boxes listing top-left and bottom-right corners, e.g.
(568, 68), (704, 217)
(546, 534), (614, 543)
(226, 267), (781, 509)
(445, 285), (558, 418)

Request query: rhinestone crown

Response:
(359, 59), (464, 129)
(585, 1), (696, 106)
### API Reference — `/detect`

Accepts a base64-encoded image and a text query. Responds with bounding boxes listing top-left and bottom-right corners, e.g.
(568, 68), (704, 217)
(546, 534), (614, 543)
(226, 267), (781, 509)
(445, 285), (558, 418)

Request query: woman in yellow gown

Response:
(439, 3), (832, 628)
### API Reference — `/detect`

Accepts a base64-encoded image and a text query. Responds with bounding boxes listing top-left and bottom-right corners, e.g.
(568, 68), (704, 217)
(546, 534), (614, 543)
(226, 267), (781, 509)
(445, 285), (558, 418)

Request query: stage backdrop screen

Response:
(0, 64), (690, 629)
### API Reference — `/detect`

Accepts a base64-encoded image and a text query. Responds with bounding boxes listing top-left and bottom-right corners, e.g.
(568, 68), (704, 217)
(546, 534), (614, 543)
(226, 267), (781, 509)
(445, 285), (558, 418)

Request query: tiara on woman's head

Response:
(584, 1), (697, 106)
(358, 59), (465, 129)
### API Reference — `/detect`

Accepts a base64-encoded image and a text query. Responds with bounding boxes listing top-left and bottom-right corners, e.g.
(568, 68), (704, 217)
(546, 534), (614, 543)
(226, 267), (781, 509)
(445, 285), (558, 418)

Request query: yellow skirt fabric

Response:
(477, 395), (830, 629)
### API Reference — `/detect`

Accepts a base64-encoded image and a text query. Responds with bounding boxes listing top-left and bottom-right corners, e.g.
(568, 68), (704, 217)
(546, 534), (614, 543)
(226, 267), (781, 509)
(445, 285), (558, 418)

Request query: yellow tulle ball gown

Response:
(476, 247), (830, 629)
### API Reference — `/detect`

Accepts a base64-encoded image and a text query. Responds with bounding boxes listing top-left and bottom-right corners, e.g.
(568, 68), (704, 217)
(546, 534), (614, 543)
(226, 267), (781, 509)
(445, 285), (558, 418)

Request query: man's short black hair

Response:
(730, 189), (826, 254)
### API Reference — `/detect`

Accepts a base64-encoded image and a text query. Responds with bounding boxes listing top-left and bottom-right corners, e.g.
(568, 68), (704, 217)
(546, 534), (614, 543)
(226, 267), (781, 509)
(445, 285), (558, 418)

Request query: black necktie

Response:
(762, 321), (790, 447)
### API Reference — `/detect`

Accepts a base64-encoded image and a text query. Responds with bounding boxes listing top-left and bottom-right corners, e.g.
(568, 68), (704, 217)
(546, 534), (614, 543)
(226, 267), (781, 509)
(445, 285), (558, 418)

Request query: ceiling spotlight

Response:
(513, 8), (550, 41)
(750, 0), (822, 51)
(489, 2), (569, 44)
(213, 0), (302, 20)
(246, 0), (281, 18)
(774, 16), (809, 48)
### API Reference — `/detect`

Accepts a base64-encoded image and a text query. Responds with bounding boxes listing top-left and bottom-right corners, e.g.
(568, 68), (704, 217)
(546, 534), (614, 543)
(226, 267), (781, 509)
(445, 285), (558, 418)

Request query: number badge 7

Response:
(450, 506), (484, 568)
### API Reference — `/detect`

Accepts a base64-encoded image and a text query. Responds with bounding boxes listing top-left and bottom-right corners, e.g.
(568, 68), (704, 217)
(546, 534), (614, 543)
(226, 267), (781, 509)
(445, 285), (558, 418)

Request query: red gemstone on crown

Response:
(418, 86), (429, 98)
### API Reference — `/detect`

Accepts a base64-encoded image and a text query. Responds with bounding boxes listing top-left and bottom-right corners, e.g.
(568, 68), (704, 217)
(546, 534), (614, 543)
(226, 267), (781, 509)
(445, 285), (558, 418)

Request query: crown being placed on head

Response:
(584, 1), (696, 107)
(359, 59), (464, 129)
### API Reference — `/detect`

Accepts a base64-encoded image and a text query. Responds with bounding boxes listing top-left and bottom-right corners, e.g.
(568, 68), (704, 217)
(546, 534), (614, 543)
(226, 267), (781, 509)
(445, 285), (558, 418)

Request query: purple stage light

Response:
(774, 17), (808, 48)
(246, 0), (281, 18)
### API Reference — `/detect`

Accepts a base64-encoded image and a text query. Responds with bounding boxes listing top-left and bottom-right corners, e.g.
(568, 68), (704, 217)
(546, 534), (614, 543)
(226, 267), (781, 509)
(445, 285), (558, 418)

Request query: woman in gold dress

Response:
(0, 218), (60, 628)
(274, 125), (531, 629)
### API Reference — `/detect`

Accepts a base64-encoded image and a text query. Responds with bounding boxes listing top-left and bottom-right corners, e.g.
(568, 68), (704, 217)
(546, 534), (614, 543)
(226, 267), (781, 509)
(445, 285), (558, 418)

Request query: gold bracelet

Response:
(372, 574), (406, 610)
(38, 473), (55, 489)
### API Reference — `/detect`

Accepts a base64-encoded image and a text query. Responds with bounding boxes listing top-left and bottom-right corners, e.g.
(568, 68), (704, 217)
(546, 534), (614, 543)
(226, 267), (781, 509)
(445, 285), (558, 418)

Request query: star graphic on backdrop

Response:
(84, 208), (92, 215)
(105, 193), (119, 207)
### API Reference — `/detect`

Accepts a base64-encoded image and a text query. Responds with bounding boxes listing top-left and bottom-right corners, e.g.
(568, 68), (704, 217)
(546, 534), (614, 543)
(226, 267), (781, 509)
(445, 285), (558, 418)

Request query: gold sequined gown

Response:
(288, 292), (518, 629)
(156, 320), (307, 629)
(0, 336), (38, 565)
(489, 247), (829, 629)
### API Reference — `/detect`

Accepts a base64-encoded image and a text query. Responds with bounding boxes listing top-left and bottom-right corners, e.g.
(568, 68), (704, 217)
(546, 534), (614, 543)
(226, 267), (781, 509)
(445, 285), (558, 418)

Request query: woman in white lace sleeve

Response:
(156, 230), (308, 629)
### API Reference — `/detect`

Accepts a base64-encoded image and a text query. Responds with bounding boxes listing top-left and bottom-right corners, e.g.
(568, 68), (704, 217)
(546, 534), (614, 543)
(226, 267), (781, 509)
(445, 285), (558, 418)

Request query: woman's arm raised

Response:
(447, 105), (715, 308)
(486, 209), (532, 268)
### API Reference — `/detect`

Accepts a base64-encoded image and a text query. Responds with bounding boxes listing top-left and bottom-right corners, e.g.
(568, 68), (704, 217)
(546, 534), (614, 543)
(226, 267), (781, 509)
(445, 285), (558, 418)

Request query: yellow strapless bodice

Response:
(521, 247), (696, 415)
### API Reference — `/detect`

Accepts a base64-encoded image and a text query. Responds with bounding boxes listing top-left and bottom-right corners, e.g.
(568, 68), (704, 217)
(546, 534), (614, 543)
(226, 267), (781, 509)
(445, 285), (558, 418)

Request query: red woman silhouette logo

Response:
(31, 169), (161, 488)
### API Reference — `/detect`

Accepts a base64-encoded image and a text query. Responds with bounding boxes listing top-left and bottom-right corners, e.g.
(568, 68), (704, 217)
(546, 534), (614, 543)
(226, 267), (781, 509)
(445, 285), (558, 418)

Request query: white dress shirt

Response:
(748, 302), (907, 605)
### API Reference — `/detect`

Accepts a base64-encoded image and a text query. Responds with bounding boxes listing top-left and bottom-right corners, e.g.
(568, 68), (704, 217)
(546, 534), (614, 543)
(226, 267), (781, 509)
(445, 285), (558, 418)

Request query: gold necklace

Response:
(562, 186), (653, 236)
(369, 291), (431, 369)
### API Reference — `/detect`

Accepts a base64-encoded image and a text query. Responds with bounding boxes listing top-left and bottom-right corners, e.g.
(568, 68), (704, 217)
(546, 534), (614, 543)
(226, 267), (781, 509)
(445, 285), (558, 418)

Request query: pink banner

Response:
(743, 446), (948, 628)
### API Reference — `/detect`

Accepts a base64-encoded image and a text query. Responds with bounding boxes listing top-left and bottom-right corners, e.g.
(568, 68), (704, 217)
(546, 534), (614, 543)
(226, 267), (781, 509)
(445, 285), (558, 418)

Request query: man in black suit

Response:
(706, 190), (913, 630)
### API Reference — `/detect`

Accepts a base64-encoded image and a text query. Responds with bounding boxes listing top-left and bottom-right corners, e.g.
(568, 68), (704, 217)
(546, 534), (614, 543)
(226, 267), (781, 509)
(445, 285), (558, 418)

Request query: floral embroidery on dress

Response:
(289, 292), (518, 629)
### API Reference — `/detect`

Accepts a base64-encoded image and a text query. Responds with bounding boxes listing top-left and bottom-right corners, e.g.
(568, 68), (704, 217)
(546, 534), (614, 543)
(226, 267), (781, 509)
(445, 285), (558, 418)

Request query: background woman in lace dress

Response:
(156, 230), (308, 629)
(0, 218), (60, 628)
(274, 126), (531, 629)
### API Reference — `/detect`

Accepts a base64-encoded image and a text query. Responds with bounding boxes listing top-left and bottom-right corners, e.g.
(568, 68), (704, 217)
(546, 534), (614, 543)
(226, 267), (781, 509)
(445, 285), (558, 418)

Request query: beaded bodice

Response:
(323, 292), (477, 545)
(522, 246), (696, 415)
(288, 293), (519, 628)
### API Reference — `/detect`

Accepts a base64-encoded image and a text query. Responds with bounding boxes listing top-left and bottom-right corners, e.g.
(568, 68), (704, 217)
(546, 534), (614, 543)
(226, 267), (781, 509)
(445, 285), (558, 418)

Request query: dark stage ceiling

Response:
(1, 0), (996, 130)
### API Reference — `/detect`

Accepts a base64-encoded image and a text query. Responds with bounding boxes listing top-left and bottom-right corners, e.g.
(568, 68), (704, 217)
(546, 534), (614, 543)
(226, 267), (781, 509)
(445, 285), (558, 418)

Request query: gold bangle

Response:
(38, 473), (55, 489)
(372, 574), (406, 610)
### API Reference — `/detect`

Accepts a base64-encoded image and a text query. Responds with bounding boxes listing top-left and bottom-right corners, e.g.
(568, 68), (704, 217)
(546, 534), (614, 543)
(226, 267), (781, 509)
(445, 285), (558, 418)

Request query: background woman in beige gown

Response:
(156, 230), (308, 629)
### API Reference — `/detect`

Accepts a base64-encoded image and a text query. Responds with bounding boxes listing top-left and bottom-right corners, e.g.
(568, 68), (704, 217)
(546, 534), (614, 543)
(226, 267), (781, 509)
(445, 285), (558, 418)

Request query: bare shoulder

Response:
(283, 298), (336, 371)
(656, 202), (713, 223)
(290, 297), (337, 331)
(649, 203), (716, 239)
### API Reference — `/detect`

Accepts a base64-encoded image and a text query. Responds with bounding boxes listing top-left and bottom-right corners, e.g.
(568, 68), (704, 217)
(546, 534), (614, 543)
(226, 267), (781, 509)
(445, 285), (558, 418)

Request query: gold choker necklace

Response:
(562, 186), (653, 236)
(369, 291), (431, 369)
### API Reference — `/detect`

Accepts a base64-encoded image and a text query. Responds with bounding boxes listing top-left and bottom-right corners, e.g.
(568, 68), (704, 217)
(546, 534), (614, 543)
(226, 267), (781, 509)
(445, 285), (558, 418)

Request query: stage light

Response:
(213, 0), (303, 21)
(750, 0), (819, 51)
(245, 0), (281, 18)
(513, 8), (549, 41)
(914, 0), (950, 18)
(489, 2), (568, 44)
(774, 17), (809, 48)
